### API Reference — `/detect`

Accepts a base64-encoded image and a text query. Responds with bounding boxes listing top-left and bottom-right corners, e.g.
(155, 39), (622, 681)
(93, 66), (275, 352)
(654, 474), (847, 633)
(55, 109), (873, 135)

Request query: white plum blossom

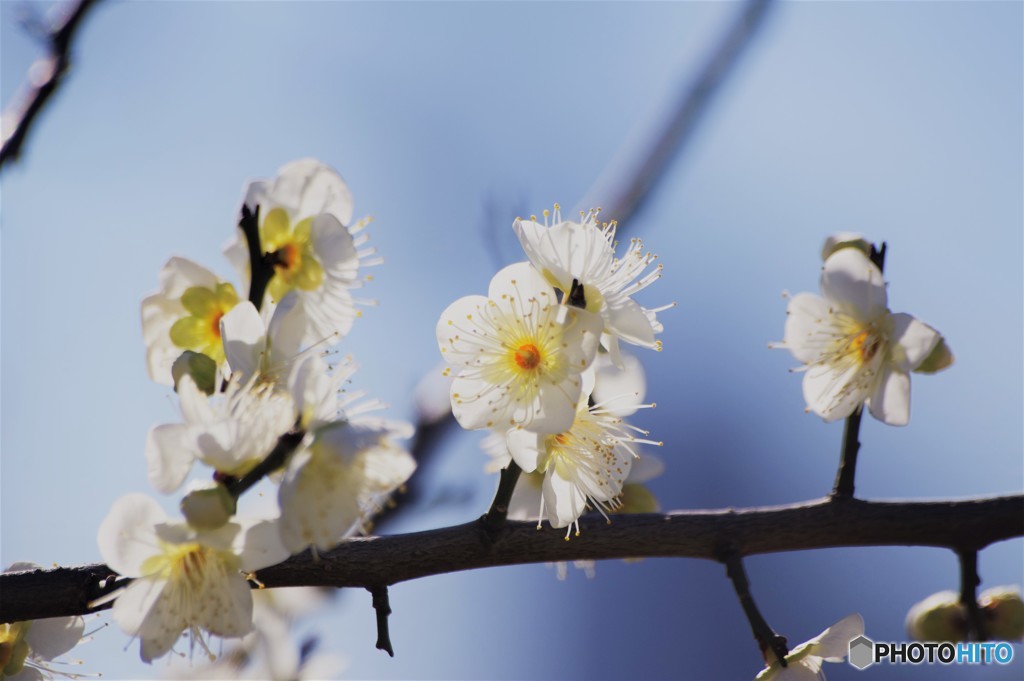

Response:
(219, 295), (307, 389)
(97, 494), (288, 663)
(513, 205), (671, 365)
(755, 613), (864, 681)
(437, 262), (603, 434)
(1, 564), (87, 680)
(504, 372), (660, 537)
(142, 257), (241, 385)
(278, 418), (415, 554)
(224, 159), (379, 345)
(145, 374), (295, 493)
(773, 246), (951, 426)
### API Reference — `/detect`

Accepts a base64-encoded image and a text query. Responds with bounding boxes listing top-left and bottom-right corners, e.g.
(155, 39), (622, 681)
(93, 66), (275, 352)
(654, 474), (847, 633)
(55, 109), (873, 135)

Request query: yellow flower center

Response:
(513, 343), (542, 370)
(261, 207), (325, 301)
(849, 328), (881, 363)
(169, 282), (240, 364)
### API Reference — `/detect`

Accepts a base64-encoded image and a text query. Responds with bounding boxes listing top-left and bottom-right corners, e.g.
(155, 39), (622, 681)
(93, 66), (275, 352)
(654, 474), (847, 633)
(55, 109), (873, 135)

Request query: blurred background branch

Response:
(0, 0), (100, 170)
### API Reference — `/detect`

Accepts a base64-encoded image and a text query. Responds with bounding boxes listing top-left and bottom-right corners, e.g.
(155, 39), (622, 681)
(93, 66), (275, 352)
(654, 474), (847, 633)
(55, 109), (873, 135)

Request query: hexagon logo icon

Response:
(848, 635), (875, 670)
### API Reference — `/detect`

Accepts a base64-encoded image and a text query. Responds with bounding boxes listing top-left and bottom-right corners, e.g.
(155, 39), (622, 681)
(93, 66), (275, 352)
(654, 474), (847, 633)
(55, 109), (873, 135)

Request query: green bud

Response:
(905, 591), (967, 642)
(914, 337), (954, 375)
(980, 586), (1024, 641)
(180, 482), (236, 530)
(0, 622), (30, 677)
(171, 350), (218, 396)
(822, 233), (872, 262)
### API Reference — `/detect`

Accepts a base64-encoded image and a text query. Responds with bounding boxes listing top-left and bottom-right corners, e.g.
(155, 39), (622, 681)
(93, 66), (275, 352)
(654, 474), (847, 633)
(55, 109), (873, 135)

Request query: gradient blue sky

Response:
(2, 1), (1021, 680)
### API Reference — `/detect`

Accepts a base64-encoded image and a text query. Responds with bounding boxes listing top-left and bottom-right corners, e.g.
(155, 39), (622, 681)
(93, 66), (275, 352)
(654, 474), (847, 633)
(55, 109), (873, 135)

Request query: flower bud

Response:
(821, 233), (872, 261)
(906, 591), (967, 642)
(180, 482), (236, 530)
(617, 483), (659, 514)
(171, 350), (217, 396)
(913, 337), (954, 374)
(980, 586), (1024, 641)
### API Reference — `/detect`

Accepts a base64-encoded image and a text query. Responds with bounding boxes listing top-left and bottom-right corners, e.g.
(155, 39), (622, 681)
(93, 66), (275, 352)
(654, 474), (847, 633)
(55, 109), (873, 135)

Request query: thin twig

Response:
(958, 549), (987, 641)
(238, 205), (274, 310)
(368, 585), (395, 657)
(479, 461), (523, 539)
(831, 406), (863, 499)
(0, 0), (101, 169)
(724, 553), (788, 667)
(4, 493), (1020, 623)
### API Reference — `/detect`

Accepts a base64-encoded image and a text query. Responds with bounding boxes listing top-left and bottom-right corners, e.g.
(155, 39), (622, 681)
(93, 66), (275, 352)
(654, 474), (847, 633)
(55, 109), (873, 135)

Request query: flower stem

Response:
(958, 548), (987, 641)
(724, 553), (789, 667)
(831, 406), (863, 499)
(238, 204), (274, 311)
(480, 460), (522, 536)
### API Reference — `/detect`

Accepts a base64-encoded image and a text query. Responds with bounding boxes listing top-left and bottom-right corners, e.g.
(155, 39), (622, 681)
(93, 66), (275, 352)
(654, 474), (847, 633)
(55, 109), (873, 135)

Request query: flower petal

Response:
(820, 248), (887, 320)
(221, 301), (265, 382)
(97, 494), (168, 576)
(809, 613), (864, 660)
(867, 366), (911, 426)
(506, 429), (544, 472)
(889, 312), (941, 372)
(781, 293), (833, 365)
(542, 467), (588, 529)
(801, 362), (869, 422)
(24, 615), (85, 660)
(145, 424), (197, 494)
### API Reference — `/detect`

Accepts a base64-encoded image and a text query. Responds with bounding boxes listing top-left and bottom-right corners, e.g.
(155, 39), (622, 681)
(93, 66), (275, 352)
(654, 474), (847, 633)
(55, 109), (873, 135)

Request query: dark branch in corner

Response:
(0, 0), (101, 170)
(958, 549), (987, 641)
(4, 493), (1020, 623)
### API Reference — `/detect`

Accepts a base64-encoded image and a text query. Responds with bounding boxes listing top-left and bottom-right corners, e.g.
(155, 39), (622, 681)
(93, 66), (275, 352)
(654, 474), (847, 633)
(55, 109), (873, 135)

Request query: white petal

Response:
(221, 301), (266, 383)
(145, 424), (197, 494)
(528, 379), (580, 434)
(512, 219), (574, 290)
(809, 613), (864, 660)
(177, 374), (214, 425)
(487, 261), (556, 301)
(271, 158), (354, 225)
(593, 351), (646, 416)
(867, 366), (911, 426)
(97, 494), (167, 576)
(24, 615), (85, 660)
(235, 519), (290, 572)
(141, 293), (185, 386)
(781, 293), (834, 365)
(158, 257), (219, 298)
(602, 291), (657, 348)
(195, 570), (253, 639)
(436, 295), (491, 367)
(110, 579), (180, 663)
(628, 453), (665, 484)
(542, 468), (587, 529)
(558, 306), (603, 375)
(506, 429), (544, 472)
(266, 292), (305, 368)
(820, 248), (887, 320)
(801, 363), (868, 422)
(889, 313), (941, 372)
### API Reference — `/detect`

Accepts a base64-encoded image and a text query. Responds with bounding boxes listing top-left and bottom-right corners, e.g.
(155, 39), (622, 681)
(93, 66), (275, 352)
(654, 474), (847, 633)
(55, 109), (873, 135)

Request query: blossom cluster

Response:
(98, 159), (415, 663)
(437, 206), (670, 536)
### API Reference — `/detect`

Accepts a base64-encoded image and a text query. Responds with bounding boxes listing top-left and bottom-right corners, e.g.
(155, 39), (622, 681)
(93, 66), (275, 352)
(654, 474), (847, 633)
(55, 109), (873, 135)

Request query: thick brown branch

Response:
(3, 494), (1020, 623)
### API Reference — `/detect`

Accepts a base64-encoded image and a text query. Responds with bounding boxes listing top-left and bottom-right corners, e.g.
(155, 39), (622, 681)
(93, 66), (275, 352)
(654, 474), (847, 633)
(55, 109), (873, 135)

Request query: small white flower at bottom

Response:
(96, 494), (288, 663)
(755, 613), (864, 681)
(506, 390), (660, 538)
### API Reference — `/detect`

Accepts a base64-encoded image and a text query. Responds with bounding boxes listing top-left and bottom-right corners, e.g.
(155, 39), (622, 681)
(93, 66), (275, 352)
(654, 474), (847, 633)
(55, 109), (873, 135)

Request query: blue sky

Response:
(2, 1), (1021, 679)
